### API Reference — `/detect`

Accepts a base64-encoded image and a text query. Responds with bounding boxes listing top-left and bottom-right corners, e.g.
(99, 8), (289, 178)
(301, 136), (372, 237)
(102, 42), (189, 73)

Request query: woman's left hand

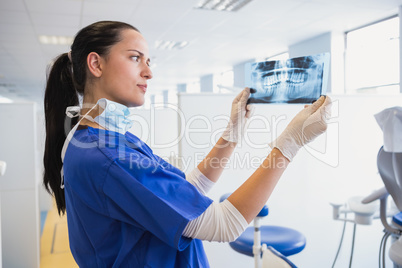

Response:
(222, 87), (255, 143)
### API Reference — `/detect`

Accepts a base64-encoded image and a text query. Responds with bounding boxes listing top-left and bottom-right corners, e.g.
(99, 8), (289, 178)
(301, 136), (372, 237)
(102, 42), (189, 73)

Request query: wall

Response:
(289, 31), (345, 95)
(178, 92), (401, 267)
(128, 105), (179, 161)
(36, 109), (53, 211)
(0, 102), (40, 268)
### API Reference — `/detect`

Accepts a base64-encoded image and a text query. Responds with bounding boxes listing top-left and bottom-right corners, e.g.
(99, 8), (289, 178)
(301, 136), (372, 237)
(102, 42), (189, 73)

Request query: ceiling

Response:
(0, 0), (401, 105)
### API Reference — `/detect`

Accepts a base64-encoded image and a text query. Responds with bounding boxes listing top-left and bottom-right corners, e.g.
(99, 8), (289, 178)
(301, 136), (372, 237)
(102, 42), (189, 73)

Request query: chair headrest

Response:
(377, 147), (402, 211)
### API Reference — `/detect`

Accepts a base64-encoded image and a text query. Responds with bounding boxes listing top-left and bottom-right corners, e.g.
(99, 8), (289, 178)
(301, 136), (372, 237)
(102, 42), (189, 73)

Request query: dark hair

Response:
(43, 21), (139, 215)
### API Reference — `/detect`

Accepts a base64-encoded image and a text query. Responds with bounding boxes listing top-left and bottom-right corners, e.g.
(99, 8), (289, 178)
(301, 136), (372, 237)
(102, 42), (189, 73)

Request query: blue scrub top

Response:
(63, 126), (213, 267)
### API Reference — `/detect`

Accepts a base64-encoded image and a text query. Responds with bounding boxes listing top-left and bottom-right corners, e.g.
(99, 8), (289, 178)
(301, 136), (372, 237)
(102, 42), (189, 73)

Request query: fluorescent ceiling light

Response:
(195, 0), (253, 12)
(0, 95), (13, 103)
(155, 40), (189, 50)
(39, 35), (74, 45)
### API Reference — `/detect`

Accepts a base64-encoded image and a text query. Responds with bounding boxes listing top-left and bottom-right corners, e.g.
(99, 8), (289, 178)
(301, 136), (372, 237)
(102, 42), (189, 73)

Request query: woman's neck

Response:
(80, 95), (105, 129)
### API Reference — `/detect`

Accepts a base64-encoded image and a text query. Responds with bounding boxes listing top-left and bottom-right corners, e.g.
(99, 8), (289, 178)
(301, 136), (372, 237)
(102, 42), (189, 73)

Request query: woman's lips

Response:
(137, 84), (147, 93)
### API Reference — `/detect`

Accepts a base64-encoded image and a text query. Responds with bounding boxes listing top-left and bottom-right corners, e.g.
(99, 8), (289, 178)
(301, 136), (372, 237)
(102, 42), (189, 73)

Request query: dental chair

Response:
(329, 153), (402, 268)
(329, 151), (401, 267)
(220, 193), (305, 268)
(362, 147), (402, 268)
(329, 107), (402, 267)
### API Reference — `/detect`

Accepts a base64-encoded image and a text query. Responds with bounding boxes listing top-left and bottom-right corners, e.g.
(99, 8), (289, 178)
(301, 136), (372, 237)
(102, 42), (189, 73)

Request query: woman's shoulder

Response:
(67, 126), (161, 170)
(88, 128), (157, 163)
(66, 127), (119, 163)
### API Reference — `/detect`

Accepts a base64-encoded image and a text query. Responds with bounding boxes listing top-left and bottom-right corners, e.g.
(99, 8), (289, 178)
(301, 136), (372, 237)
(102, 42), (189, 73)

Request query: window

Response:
(168, 90), (178, 106)
(0, 95), (12, 103)
(154, 93), (164, 104)
(345, 16), (399, 94)
(213, 69), (234, 93)
(187, 80), (201, 93)
(266, 52), (289, 61)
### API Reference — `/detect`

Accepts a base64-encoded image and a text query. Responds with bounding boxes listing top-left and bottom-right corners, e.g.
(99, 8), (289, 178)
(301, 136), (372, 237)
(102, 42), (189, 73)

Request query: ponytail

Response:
(43, 21), (139, 215)
(43, 53), (78, 215)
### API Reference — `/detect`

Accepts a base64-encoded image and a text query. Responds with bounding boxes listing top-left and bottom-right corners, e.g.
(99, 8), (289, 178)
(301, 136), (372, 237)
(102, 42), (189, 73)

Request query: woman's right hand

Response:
(269, 96), (332, 161)
(221, 87), (254, 143)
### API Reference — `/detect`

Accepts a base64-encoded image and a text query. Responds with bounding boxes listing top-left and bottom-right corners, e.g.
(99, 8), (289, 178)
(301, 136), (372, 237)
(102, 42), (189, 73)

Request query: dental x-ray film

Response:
(245, 53), (330, 104)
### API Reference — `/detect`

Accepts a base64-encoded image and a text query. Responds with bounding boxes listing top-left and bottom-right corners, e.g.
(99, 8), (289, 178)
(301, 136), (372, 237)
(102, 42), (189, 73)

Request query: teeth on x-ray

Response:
(262, 69), (309, 98)
(263, 69), (307, 86)
(247, 53), (329, 104)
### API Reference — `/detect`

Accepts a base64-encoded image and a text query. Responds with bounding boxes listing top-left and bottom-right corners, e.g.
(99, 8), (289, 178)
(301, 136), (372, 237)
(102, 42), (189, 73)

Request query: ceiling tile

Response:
(267, 2), (336, 32)
(0, 0), (26, 11)
(82, 1), (135, 18)
(35, 25), (80, 36)
(41, 44), (71, 59)
(0, 47), (8, 56)
(30, 12), (80, 28)
(24, 0), (82, 15)
(129, 8), (191, 38)
(85, 0), (141, 4)
(0, 32), (37, 48)
(310, 0), (401, 10)
(173, 9), (233, 35)
(0, 55), (16, 70)
(0, 11), (31, 25)
(0, 23), (33, 35)
(134, 0), (196, 11)
(0, 0), (400, 102)
(79, 16), (134, 29)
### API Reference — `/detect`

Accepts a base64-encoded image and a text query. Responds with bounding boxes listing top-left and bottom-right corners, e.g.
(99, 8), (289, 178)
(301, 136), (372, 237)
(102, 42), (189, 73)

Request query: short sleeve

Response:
(102, 153), (213, 250)
(152, 154), (185, 177)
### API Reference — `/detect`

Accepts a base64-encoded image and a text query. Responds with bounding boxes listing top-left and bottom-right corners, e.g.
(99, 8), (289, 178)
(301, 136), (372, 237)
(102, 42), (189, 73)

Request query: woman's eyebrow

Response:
(127, 49), (144, 55)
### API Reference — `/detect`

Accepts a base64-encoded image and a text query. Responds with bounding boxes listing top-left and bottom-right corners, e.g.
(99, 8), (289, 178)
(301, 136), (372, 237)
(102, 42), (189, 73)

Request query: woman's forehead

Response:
(118, 29), (149, 54)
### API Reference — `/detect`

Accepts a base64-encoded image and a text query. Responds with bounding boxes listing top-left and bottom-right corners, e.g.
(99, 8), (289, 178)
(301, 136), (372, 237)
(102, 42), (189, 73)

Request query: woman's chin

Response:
(126, 97), (145, 108)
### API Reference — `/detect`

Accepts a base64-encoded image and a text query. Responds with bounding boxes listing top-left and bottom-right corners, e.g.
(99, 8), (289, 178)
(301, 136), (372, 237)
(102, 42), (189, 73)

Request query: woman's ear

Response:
(87, 52), (102, 78)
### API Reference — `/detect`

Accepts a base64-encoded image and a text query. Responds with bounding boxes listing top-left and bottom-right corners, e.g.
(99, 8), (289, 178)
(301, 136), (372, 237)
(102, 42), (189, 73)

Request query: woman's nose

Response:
(142, 64), (153, 80)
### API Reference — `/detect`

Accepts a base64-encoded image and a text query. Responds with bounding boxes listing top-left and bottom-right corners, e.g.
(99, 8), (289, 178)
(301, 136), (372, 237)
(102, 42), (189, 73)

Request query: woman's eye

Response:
(131, 56), (140, 62)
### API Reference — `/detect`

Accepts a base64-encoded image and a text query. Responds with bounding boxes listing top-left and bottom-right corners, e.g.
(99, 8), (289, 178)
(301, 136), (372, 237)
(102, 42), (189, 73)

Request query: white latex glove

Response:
(222, 88), (255, 143)
(269, 96), (332, 161)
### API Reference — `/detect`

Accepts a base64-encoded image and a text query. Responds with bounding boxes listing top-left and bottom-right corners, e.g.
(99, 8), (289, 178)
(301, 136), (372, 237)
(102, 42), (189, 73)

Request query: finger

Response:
(321, 95), (332, 119)
(239, 87), (251, 104)
(233, 88), (246, 103)
(245, 104), (255, 118)
(310, 96), (332, 122)
(322, 95), (332, 109)
(307, 95), (326, 113)
(246, 104), (254, 110)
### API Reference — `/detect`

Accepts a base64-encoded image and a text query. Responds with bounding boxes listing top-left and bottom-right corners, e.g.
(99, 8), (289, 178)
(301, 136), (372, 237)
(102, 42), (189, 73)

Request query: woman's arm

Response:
(183, 149), (289, 241)
(193, 88), (253, 183)
(227, 148), (289, 223)
(196, 137), (237, 183)
(184, 96), (332, 240)
(229, 96), (331, 223)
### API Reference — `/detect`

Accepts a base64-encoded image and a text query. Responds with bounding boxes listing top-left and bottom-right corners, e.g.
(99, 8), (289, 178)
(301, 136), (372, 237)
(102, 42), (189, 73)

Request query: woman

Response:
(43, 21), (331, 267)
